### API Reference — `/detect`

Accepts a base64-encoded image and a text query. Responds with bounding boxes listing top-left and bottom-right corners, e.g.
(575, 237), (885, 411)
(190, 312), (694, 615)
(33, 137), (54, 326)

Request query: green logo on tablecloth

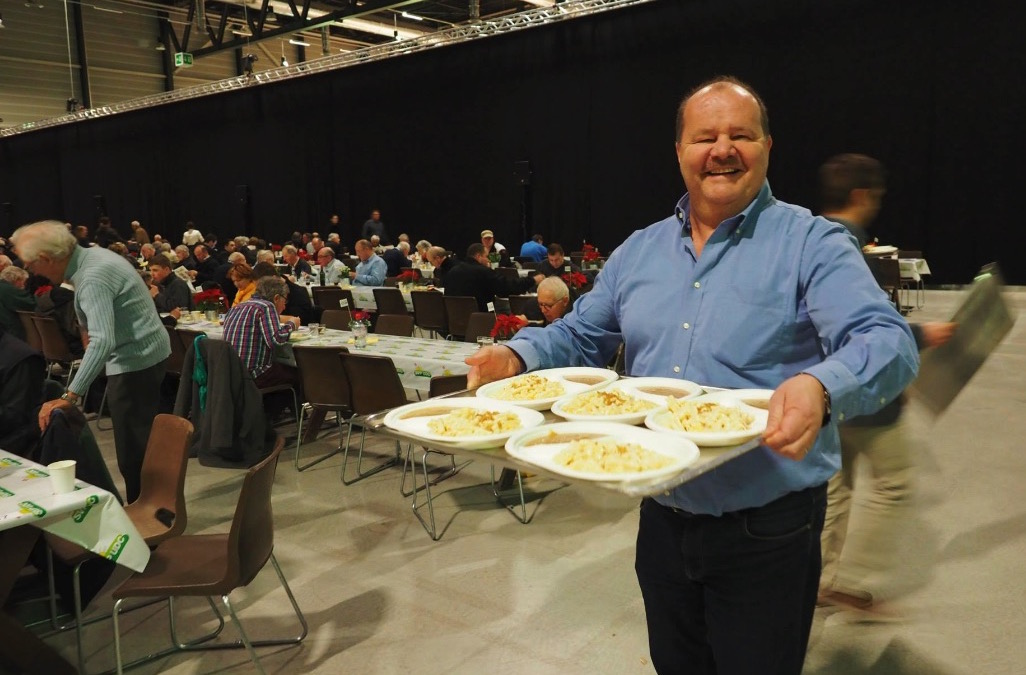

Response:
(24, 468), (49, 479)
(104, 533), (130, 562)
(395, 367), (405, 375)
(72, 494), (100, 523)
(414, 366), (432, 378)
(0, 457), (23, 467)
(18, 501), (46, 518)
(0, 486), (15, 498)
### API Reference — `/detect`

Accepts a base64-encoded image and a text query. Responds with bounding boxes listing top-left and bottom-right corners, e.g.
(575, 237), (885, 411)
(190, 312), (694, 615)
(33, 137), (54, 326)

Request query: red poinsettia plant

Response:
(582, 243), (600, 262)
(270, 243), (282, 252)
(297, 249), (310, 260)
(490, 313), (527, 339)
(350, 309), (371, 326)
(194, 289), (226, 312)
(562, 271), (589, 290)
(396, 269), (420, 283)
(33, 284), (54, 297)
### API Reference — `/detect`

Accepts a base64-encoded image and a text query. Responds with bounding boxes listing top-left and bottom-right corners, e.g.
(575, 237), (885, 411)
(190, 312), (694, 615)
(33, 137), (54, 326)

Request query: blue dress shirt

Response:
(508, 183), (918, 515)
(353, 254), (387, 286)
(519, 240), (547, 262)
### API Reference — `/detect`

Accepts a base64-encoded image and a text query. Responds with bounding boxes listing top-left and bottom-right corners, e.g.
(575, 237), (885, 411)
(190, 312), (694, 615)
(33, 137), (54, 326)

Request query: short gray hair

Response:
(416, 240), (431, 253)
(397, 241), (410, 254)
(538, 275), (569, 301)
(11, 220), (77, 263)
(256, 275), (288, 301)
(0, 266), (28, 285)
(256, 249), (275, 264)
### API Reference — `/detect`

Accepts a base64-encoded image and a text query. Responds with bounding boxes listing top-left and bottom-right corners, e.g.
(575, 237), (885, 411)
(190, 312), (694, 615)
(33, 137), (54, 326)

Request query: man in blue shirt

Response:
(519, 234), (547, 262)
(468, 77), (918, 674)
(349, 239), (386, 287)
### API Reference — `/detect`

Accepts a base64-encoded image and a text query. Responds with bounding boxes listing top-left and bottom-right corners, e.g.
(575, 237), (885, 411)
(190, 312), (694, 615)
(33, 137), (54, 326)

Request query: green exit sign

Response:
(174, 52), (194, 67)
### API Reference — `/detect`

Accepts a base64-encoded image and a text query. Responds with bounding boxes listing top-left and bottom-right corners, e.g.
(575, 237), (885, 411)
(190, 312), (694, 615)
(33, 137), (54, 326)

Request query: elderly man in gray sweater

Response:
(13, 221), (170, 502)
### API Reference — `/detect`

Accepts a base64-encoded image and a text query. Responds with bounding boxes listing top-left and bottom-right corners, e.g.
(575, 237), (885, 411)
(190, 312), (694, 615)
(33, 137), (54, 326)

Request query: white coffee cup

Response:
(47, 460), (77, 494)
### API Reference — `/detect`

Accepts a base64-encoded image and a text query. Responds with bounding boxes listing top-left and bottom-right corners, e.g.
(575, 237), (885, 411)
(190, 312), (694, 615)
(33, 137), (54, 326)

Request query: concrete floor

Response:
(26, 289), (1026, 674)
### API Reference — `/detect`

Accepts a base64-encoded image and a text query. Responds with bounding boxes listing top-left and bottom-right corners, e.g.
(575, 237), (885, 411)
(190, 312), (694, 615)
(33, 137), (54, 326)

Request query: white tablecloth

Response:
(898, 258), (931, 282)
(0, 450), (150, 573)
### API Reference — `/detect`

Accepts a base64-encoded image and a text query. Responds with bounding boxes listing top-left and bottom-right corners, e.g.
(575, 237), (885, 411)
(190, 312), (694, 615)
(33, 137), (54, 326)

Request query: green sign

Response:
(174, 52), (194, 67)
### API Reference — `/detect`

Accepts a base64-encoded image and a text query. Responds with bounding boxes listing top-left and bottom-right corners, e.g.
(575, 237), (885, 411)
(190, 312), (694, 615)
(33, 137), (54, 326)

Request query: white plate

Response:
(505, 422), (699, 483)
(551, 387), (662, 425)
(863, 244), (897, 255)
(644, 393), (768, 447)
(605, 377), (703, 405)
(384, 398), (544, 450)
(476, 367), (617, 411)
(700, 388), (774, 412)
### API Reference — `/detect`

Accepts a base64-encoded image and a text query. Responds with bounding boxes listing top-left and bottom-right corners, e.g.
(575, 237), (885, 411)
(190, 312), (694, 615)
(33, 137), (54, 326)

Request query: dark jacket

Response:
(432, 256), (457, 288)
(193, 255), (220, 286)
(442, 260), (535, 312)
(153, 275), (193, 313)
(0, 330), (45, 456)
(382, 248), (412, 277)
(174, 336), (275, 468)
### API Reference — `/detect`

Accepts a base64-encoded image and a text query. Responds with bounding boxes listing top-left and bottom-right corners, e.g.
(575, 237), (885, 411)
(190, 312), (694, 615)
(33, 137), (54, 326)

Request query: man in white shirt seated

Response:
(349, 239), (387, 286)
(316, 247), (347, 285)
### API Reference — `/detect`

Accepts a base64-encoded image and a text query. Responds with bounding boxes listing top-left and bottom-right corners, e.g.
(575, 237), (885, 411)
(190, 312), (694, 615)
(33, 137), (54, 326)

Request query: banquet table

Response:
(0, 449), (150, 674)
(898, 257), (931, 282)
(178, 322), (478, 394)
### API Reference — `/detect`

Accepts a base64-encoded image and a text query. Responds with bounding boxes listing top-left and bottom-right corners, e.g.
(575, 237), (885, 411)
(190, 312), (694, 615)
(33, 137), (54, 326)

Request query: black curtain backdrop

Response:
(2, 0), (1024, 284)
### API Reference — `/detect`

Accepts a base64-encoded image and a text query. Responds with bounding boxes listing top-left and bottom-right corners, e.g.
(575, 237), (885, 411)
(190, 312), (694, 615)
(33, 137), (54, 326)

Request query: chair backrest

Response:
(165, 325), (186, 377)
(375, 313), (415, 337)
(383, 276), (399, 287)
(866, 256), (900, 290)
(311, 286), (345, 310)
(464, 312), (497, 343)
(336, 288), (356, 312)
(135, 414), (194, 543)
(495, 267), (520, 283)
(410, 290), (447, 334)
(293, 345), (350, 409)
(373, 287), (408, 316)
(897, 249), (923, 259)
(32, 315), (76, 362)
(429, 374), (467, 398)
(321, 309), (353, 330)
(508, 294), (537, 317)
(492, 296), (512, 314)
(339, 352), (408, 416)
(17, 310), (42, 351)
(228, 436), (284, 587)
(443, 295), (477, 339)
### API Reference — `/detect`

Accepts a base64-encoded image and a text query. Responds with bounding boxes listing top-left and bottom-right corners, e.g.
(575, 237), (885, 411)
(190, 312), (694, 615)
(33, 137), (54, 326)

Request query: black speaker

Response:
(513, 160), (532, 186)
(93, 195), (107, 218)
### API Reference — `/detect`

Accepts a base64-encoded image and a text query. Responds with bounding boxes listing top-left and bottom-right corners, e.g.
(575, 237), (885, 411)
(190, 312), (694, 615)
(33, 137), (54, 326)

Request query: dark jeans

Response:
(635, 484), (826, 675)
(106, 359), (167, 503)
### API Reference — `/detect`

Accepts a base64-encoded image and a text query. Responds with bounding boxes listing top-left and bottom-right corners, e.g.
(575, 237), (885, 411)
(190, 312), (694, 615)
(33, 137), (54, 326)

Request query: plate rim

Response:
(384, 398), (544, 445)
(643, 394), (768, 446)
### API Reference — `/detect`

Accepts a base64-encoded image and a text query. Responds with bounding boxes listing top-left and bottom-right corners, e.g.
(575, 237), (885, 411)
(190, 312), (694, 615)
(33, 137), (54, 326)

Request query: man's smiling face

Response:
(676, 83), (772, 221)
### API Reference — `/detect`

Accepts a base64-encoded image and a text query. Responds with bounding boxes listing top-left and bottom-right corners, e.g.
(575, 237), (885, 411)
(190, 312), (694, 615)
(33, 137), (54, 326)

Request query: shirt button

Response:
(673, 366), (681, 373)
(838, 412), (846, 421)
(880, 397), (887, 404)
(682, 323), (690, 330)
(693, 281), (701, 289)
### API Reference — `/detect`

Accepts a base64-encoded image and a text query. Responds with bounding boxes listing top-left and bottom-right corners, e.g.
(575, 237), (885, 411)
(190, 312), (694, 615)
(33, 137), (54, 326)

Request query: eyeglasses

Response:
(538, 299), (566, 310)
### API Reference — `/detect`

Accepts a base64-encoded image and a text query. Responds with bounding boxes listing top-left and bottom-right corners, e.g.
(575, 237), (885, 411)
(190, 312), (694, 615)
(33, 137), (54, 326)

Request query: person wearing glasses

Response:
(13, 220), (170, 504)
(316, 247), (347, 285)
(466, 77), (918, 674)
(222, 275), (300, 392)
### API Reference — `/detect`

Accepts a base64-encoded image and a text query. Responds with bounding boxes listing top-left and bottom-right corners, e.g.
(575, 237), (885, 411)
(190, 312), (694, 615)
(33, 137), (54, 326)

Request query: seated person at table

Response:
(317, 247), (348, 285)
(252, 261), (317, 325)
(222, 275), (300, 391)
(818, 153), (886, 250)
(382, 241), (413, 277)
(480, 229), (513, 268)
(281, 244), (312, 281)
(147, 254), (193, 313)
(190, 244), (220, 287)
(229, 261), (257, 305)
(535, 276), (573, 325)
(532, 243), (582, 279)
(519, 234), (547, 263)
(443, 243), (536, 312)
(349, 239), (387, 286)
(427, 246), (455, 287)
(0, 324), (46, 456)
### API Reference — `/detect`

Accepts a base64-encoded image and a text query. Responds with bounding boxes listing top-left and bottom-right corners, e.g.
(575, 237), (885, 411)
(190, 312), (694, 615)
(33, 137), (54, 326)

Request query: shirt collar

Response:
(675, 181), (773, 239)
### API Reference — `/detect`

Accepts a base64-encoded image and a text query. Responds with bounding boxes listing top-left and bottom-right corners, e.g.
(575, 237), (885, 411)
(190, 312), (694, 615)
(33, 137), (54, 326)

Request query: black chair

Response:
(411, 290), (447, 339)
(321, 309), (353, 330)
(865, 256), (903, 312)
(373, 287), (409, 316)
(292, 345), (352, 471)
(508, 294), (537, 317)
(464, 312), (497, 343)
(442, 295), (477, 341)
(16, 310), (42, 352)
(337, 352), (407, 484)
(492, 296), (512, 314)
(311, 286), (345, 310)
(32, 315), (81, 385)
(375, 314), (415, 337)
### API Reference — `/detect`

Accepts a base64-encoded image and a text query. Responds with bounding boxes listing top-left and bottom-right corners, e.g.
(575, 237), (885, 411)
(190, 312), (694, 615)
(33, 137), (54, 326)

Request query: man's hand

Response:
(148, 284), (159, 298)
(38, 398), (74, 433)
(533, 273), (545, 285)
(466, 346), (523, 389)
(762, 374), (826, 461)
(920, 321), (957, 349)
(280, 315), (301, 329)
(349, 271), (357, 280)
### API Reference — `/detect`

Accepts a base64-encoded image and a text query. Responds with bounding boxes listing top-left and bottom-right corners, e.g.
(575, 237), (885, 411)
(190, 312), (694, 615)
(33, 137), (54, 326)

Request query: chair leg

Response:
(220, 595), (267, 675)
(95, 383), (112, 431)
(340, 425), (399, 485)
(489, 465), (533, 524)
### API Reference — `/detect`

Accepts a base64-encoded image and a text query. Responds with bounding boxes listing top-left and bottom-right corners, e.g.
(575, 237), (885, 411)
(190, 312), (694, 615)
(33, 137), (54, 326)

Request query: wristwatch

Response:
(60, 391), (80, 403)
(821, 387), (832, 427)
